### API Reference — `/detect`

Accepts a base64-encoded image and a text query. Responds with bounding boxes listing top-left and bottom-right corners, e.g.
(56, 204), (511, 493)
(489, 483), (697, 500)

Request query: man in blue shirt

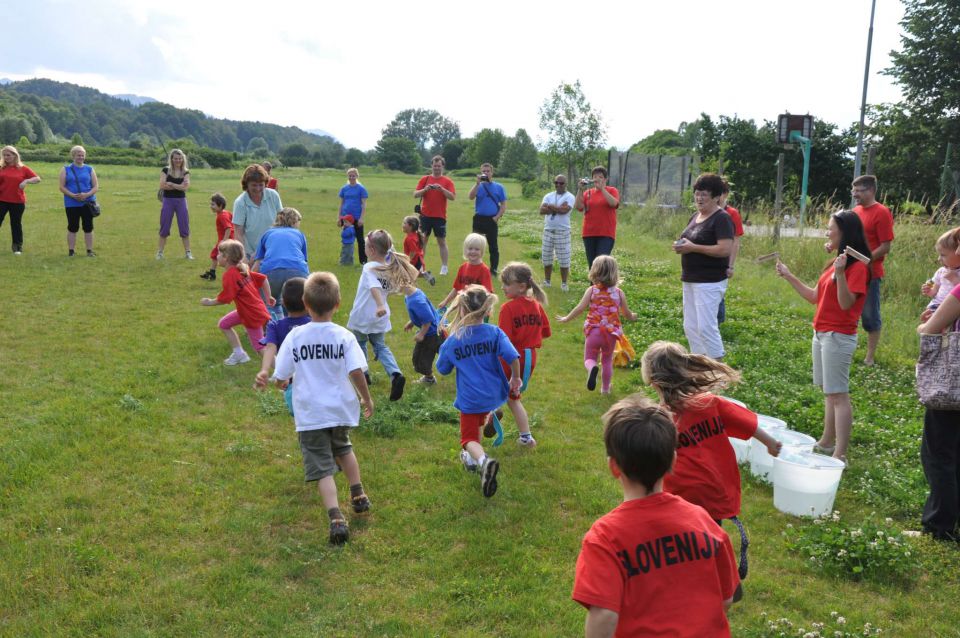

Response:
(468, 162), (507, 275)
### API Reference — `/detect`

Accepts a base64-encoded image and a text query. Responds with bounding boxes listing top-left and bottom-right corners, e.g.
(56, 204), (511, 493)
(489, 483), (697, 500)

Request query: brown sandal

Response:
(351, 494), (371, 513)
(329, 518), (350, 545)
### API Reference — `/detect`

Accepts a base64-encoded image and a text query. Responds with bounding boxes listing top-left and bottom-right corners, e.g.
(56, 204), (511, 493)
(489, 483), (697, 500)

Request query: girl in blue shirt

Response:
(436, 285), (521, 498)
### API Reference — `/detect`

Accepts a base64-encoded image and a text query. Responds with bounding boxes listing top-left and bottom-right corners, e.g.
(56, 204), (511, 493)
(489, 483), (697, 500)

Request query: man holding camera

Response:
(575, 166), (620, 268)
(468, 162), (507, 275)
(539, 174), (575, 292)
(414, 155), (456, 275)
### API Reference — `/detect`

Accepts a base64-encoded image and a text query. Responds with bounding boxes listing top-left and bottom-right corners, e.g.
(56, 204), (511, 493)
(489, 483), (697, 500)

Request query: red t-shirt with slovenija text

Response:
(581, 186), (619, 239)
(812, 260), (869, 335)
(663, 394), (758, 521)
(217, 266), (270, 328)
(854, 202), (894, 279)
(403, 231), (424, 266)
(453, 262), (492, 292)
(416, 175), (456, 219)
(498, 296), (551, 350)
(725, 205), (744, 237)
(573, 492), (738, 638)
(0, 165), (38, 203)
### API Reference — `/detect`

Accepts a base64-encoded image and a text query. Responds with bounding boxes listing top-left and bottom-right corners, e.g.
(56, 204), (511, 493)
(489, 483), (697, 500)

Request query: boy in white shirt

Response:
(539, 175), (576, 291)
(273, 271), (374, 545)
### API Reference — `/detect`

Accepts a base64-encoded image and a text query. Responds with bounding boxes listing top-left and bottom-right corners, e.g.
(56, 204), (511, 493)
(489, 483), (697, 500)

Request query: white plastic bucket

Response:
(721, 396), (748, 409)
(729, 437), (751, 464)
(750, 429), (816, 481)
(757, 414), (787, 430)
(772, 452), (846, 517)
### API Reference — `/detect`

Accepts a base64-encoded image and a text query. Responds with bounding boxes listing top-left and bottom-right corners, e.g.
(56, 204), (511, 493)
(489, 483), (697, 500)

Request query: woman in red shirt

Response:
(775, 211), (872, 461)
(0, 145), (41, 255)
(574, 166), (619, 268)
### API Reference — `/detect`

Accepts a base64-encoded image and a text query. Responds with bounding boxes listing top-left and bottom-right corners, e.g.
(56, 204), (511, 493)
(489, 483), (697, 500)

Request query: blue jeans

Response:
(351, 330), (401, 377)
(265, 267), (308, 320)
(583, 236), (615, 268)
(860, 277), (882, 332)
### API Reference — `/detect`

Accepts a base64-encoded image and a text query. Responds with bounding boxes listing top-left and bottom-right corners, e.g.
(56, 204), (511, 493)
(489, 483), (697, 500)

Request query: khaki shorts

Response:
(298, 426), (354, 481)
(812, 331), (858, 394)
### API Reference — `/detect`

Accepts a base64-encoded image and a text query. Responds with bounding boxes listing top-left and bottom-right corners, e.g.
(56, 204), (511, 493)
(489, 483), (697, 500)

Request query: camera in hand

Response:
(580, 178), (594, 187)
(478, 174), (490, 182)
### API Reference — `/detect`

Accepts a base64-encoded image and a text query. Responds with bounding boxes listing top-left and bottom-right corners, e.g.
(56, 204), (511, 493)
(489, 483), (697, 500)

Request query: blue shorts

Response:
(860, 277), (882, 332)
(419, 215), (447, 239)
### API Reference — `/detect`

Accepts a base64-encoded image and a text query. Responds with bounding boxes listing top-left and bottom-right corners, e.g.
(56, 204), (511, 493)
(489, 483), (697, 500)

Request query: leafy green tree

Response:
(631, 129), (690, 156)
(464, 128), (506, 168)
(375, 136), (421, 173)
(0, 117), (34, 144)
(380, 109), (461, 154)
(280, 142), (310, 167)
(246, 136), (269, 154)
(538, 81), (606, 178)
(440, 139), (466, 170)
(498, 128), (539, 179)
(71, 132), (83, 145)
(344, 148), (367, 167)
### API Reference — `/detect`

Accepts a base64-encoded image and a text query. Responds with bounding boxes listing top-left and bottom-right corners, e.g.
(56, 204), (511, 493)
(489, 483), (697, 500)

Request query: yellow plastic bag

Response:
(613, 333), (636, 367)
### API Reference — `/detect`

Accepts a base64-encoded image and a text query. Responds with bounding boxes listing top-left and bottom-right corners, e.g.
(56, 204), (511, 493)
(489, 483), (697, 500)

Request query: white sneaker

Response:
(518, 435), (538, 448)
(439, 265), (448, 276)
(561, 283), (569, 292)
(542, 280), (551, 288)
(156, 251), (164, 260)
(460, 450), (478, 472)
(185, 250), (194, 260)
(223, 351), (251, 366)
(13, 251), (22, 256)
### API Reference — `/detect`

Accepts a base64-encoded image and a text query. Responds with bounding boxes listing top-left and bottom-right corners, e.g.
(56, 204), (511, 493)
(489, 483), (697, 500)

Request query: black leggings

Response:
(66, 206), (95, 233)
(0, 202), (25, 246)
(583, 236), (615, 268)
(472, 214), (499, 272)
(353, 219), (367, 264)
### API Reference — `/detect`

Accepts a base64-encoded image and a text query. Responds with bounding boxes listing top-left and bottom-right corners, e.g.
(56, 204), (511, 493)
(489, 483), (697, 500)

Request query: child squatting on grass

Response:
(437, 233), (493, 312)
(557, 255), (637, 394)
(254, 277), (310, 409)
(271, 271), (374, 545)
(436, 285), (521, 497)
(346, 229), (406, 401)
(641, 340), (782, 584)
(495, 261), (552, 448)
(572, 395), (741, 638)
(201, 239), (273, 366)
(200, 192), (233, 281)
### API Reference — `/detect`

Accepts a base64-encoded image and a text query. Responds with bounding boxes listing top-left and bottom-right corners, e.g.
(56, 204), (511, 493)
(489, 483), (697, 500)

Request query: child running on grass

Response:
(572, 395), (740, 637)
(201, 239), (273, 366)
(436, 285), (521, 497)
(494, 261), (551, 447)
(272, 272), (373, 545)
(402, 215), (435, 285)
(200, 193), (233, 281)
(556, 255), (637, 394)
(254, 277), (310, 409)
(347, 229), (406, 401)
(437, 233), (493, 311)
(640, 340), (782, 582)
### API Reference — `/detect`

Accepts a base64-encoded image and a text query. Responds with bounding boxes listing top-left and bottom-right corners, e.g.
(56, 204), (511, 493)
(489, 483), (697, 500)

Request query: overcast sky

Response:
(4, 0), (906, 150)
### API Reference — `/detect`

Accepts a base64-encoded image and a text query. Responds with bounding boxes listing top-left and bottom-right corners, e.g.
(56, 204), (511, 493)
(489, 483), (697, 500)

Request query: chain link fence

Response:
(608, 150), (697, 206)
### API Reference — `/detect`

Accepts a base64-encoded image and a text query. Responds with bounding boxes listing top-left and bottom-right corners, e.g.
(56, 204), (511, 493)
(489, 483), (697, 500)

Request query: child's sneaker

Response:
(185, 250), (194, 260)
(460, 450), (478, 472)
(351, 494), (372, 513)
(425, 271), (436, 286)
(223, 351), (251, 366)
(389, 372), (406, 401)
(439, 264), (448, 276)
(200, 269), (216, 280)
(587, 365), (600, 391)
(329, 518), (350, 545)
(561, 282), (569, 292)
(480, 457), (500, 497)
(518, 434), (537, 448)
(156, 250), (164, 260)
(415, 375), (436, 385)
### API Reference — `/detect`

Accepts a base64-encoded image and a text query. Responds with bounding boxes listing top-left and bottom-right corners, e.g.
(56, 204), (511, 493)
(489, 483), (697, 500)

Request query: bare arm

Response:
(598, 187), (618, 208)
(370, 287), (387, 317)
(872, 240), (892, 261)
(919, 293), (960, 334)
(260, 276), (275, 307)
(557, 288), (592, 322)
(87, 169), (99, 197)
(349, 368), (374, 418)
(468, 180), (479, 201)
(574, 188), (586, 212)
(775, 260), (818, 304)
(584, 606), (618, 638)
(675, 238), (733, 258)
(494, 199), (506, 222)
(752, 426), (782, 457)
(619, 294), (638, 322)
(439, 287), (458, 310)
(20, 175), (40, 188)
(727, 236), (741, 276)
(254, 343), (279, 389)
(360, 197), (367, 222)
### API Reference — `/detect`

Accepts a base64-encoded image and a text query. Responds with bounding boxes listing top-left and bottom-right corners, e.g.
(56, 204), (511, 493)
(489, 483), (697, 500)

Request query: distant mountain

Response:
(112, 93), (157, 106)
(0, 78), (10, 85)
(306, 128), (338, 141)
(0, 78), (338, 154)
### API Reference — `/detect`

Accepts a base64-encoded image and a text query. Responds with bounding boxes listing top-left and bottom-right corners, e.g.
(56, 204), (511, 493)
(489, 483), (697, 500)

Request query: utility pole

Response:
(853, 0), (877, 180)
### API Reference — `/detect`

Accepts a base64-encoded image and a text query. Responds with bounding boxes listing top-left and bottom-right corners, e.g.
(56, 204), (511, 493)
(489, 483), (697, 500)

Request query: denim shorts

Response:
(860, 277), (882, 332)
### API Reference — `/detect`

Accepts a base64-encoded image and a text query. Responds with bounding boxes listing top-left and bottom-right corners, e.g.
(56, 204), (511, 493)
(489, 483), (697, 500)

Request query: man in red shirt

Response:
(572, 396), (739, 638)
(414, 155), (457, 276)
(852, 175), (894, 366)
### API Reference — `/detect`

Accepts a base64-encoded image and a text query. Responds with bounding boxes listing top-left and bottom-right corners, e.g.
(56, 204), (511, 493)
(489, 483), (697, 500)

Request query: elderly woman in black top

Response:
(672, 173), (734, 360)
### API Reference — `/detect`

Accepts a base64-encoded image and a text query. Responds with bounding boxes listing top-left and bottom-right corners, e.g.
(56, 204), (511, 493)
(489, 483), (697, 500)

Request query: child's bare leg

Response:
(507, 398), (530, 435)
(465, 441), (486, 463)
(317, 475), (340, 511)
(221, 326), (242, 350)
(337, 451), (362, 486)
(209, 258), (218, 271)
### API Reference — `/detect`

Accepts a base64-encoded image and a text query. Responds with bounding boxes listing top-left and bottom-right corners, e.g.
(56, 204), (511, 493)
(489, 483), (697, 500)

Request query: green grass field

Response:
(1, 163), (958, 637)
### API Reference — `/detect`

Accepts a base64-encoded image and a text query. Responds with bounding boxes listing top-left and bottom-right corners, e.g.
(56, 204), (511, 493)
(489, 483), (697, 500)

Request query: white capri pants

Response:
(682, 280), (728, 359)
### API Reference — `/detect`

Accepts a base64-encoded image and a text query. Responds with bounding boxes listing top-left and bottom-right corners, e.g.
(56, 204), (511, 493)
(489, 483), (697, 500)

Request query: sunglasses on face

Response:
(554, 181), (566, 185)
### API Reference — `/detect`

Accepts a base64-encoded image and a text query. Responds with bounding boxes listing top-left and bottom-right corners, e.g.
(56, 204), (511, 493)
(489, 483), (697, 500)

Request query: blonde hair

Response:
(218, 239), (249, 276)
(462, 233), (488, 260)
(346, 167), (359, 178)
(499, 261), (547, 305)
(70, 145), (86, 161)
(1, 146), (23, 168)
(274, 207), (302, 227)
(303, 272), (341, 315)
(640, 341), (741, 412)
(166, 148), (189, 175)
(589, 255), (620, 288)
(376, 250), (421, 292)
(444, 284), (498, 336)
(365, 228), (394, 259)
(935, 227), (960, 252)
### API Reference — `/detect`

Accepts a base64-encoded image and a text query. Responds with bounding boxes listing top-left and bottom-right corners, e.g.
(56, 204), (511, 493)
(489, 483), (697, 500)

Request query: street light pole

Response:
(853, 0), (878, 180)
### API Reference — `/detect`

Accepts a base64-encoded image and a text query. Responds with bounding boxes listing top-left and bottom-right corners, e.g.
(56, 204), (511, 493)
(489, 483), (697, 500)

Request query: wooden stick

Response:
(844, 246), (871, 264)
(755, 251), (780, 263)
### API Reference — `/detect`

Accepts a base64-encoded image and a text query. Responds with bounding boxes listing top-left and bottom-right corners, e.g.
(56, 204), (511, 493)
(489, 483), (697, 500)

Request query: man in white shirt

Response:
(539, 175), (576, 292)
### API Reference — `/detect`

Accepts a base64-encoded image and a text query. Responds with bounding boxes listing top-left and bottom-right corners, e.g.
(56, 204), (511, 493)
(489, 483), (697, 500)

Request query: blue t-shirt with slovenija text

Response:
(338, 183), (368, 219)
(474, 181), (506, 217)
(436, 323), (518, 413)
(404, 289), (439, 337)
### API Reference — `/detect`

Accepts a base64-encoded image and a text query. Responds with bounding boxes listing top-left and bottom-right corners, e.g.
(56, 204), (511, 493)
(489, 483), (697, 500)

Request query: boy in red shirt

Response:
(573, 395), (740, 638)
(201, 193), (234, 281)
(852, 175), (893, 366)
(438, 233), (493, 311)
